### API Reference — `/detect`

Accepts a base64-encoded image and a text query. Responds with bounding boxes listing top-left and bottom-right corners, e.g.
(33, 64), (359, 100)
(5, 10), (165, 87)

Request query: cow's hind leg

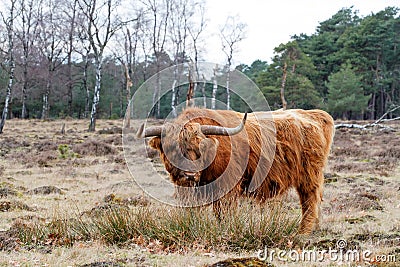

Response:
(296, 185), (322, 234)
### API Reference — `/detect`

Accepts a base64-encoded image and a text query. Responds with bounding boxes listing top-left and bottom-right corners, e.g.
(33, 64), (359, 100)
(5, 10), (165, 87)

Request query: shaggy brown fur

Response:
(148, 107), (335, 234)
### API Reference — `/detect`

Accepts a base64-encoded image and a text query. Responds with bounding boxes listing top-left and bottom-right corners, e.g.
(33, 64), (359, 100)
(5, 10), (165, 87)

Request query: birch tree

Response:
(78, 0), (123, 131)
(63, 0), (79, 117)
(220, 15), (246, 110)
(168, 0), (206, 113)
(188, 1), (206, 107)
(169, 0), (191, 116)
(114, 25), (139, 127)
(112, 6), (143, 126)
(15, 0), (41, 118)
(75, 13), (92, 119)
(38, 0), (65, 119)
(0, 0), (17, 133)
(144, 0), (171, 117)
(211, 64), (218, 110)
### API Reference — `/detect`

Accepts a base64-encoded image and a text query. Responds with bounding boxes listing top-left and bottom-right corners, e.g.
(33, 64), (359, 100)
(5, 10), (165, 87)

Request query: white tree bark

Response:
(226, 70), (230, 110)
(202, 78), (206, 108)
(212, 65), (218, 110)
(171, 80), (177, 117)
(220, 15), (246, 110)
(0, 0), (16, 133)
(89, 57), (103, 132)
(79, 0), (123, 131)
(41, 93), (48, 120)
(0, 65), (14, 134)
(83, 51), (90, 119)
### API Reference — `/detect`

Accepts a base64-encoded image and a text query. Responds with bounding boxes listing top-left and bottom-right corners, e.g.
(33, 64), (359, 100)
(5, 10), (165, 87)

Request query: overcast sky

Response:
(204, 0), (399, 66)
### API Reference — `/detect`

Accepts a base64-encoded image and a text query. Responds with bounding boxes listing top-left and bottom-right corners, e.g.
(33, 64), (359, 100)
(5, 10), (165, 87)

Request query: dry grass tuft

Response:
(26, 186), (64, 195)
(0, 187), (18, 198)
(0, 229), (20, 252)
(103, 135), (123, 146)
(73, 139), (117, 156)
(103, 193), (149, 206)
(9, 201), (299, 253)
(0, 200), (34, 212)
(98, 126), (122, 135)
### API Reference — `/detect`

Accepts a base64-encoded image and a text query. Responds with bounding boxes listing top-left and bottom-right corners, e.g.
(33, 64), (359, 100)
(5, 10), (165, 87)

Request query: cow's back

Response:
(253, 109), (334, 201)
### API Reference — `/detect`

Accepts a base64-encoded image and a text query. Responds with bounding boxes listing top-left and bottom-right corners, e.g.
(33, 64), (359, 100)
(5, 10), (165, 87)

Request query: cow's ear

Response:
(148, 137), (162, 151)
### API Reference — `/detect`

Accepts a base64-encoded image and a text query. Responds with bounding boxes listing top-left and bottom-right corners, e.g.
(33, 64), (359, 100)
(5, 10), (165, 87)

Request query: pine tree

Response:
(327, 63), (370, 119)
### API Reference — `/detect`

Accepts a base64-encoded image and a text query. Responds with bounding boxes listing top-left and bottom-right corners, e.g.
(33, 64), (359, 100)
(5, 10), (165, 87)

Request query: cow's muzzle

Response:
(183, 171), (200, 182)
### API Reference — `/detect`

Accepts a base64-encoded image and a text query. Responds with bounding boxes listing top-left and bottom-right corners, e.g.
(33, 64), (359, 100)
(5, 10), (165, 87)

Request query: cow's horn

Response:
(136, 123), (163, 138)
(200, 112), (247, 136)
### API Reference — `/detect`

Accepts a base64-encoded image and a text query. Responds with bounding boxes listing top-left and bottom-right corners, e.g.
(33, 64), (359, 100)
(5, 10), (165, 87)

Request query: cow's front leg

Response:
(212, 193), (239, 221)
(212, 200), (222, 220)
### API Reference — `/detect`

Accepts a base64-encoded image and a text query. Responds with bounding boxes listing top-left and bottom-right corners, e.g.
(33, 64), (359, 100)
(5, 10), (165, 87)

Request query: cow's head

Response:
(137, 114), (247, 187)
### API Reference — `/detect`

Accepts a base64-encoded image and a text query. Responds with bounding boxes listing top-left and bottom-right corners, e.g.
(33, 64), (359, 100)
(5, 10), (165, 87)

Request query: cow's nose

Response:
(184, 171), (197, 181)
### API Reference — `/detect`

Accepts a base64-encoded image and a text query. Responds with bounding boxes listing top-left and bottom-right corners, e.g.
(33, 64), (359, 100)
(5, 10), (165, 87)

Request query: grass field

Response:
(0, 118), (399, 266)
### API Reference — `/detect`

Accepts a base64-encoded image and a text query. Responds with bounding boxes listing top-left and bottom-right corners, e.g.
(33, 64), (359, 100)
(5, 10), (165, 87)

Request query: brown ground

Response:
(0, 118), (399, 266)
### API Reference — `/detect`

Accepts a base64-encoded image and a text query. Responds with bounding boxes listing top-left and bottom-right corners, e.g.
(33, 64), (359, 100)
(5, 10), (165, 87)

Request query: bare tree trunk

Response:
(21, 64), (28, 119)
(226, 68), (230, 110)
(41, 93), (48, 119)
(119, 23), (139, 126)
(220, 16), (247, 110)
(146, 0), (171, 118)
(380, 87), (385, 118)
(0, 72), (13, 134)
(171, 80), (177, 117)
(39, 0), (63, 120)
(212, 65), (218, 110)
(78, 0), (122, 130)
(82, 51), (90, 118)
(370, 93), (376, 120)
(19, 0), (39, 119)
(186, 71), (194, 108)
(280, 62), (288, 110)
(41, 75), (51, 120)
(0, 0), (16, 133)
(152, 70), (161, 118)
(202, 77), (206, 108)
(66, 0), (78, 117)
(188, 1), (206, 107)
(157, 81), (161, 117)
(89, 57), (103, 132)
(124, 64), (133, 127)
(151, 61), (161, 118)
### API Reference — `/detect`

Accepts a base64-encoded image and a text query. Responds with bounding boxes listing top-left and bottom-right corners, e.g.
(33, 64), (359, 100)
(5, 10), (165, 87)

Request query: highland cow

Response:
(138, 107), (334, 234)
